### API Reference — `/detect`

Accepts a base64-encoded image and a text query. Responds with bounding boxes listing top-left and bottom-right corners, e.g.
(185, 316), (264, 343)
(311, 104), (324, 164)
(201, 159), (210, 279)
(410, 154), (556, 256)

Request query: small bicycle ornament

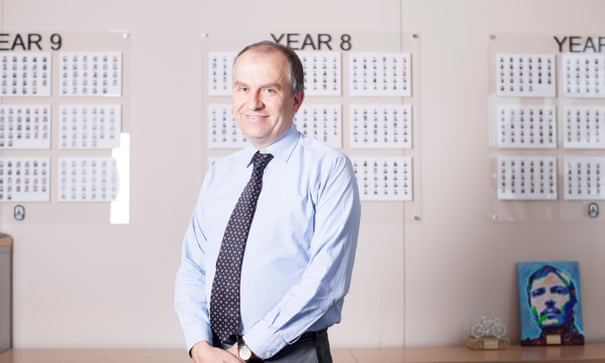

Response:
(470, 316), (506, 338)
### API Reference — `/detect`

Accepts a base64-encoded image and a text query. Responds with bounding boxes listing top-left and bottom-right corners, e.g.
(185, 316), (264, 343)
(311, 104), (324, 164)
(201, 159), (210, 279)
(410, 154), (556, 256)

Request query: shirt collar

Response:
(243, 124), (300, 166)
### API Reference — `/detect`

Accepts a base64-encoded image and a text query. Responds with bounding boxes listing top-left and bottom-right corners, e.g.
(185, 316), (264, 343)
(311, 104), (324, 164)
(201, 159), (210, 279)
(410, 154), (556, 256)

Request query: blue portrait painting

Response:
(517, 261), (584, 346)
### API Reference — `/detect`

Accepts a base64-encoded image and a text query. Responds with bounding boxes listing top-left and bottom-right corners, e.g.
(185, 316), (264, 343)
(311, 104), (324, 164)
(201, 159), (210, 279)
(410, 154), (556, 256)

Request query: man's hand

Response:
(191, 340), (243, 363)
(227, 343), (245, 362)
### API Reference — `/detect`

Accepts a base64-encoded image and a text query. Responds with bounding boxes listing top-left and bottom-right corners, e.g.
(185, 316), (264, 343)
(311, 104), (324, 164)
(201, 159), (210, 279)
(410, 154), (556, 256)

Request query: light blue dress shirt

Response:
(175, 124), (361, 359)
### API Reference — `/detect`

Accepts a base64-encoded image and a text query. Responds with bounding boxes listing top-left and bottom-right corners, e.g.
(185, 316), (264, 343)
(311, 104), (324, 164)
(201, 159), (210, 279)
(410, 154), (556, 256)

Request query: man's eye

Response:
(531, 287), (545, 298)
(551, 286), (568, 295)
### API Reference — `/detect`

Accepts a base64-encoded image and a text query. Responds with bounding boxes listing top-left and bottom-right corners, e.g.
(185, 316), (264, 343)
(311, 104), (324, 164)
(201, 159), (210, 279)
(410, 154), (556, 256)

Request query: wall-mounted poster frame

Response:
(200, 31), (423, 222)
(0, 31), (131, 225)
(489, 34), (605, 222)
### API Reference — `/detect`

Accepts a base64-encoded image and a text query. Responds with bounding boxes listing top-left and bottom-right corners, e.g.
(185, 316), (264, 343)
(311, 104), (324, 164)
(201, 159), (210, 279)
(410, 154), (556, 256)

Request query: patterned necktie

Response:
(210, 151), (273, 343)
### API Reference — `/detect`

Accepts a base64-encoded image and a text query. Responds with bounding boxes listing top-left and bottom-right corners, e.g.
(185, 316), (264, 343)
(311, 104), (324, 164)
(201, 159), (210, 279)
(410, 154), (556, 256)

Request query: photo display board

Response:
(202, 32), (422, 219)
(489, 34), (605, 221)
(0, 31), (130, 224)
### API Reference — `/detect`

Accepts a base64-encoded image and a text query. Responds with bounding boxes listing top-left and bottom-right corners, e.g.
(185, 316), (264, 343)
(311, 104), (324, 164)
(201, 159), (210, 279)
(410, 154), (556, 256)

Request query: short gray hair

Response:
(234, 40), (305, 95)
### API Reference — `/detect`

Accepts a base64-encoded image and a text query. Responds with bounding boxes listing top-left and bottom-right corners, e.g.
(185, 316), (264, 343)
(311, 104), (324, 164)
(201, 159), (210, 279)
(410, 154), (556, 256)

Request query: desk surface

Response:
(3, 345), (605, 363)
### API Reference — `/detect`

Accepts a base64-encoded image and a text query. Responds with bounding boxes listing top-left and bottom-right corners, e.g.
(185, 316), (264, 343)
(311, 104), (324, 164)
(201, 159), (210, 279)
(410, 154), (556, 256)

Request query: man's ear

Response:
(292, 91), (305, 113)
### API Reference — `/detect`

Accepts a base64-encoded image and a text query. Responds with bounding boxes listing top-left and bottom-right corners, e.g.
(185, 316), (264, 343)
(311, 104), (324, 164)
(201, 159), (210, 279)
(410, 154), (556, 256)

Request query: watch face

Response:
(239, 344), (252, 360)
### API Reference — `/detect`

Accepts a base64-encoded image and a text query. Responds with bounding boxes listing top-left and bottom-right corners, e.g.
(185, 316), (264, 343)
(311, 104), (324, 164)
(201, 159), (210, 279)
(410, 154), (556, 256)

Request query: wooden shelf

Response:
(2, 345), (605, 363)
(369, 344), (605, 363)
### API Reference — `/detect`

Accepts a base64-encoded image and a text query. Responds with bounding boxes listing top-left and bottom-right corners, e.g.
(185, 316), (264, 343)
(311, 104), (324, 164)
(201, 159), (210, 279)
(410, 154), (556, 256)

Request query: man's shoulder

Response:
(298, 133), (348, 160)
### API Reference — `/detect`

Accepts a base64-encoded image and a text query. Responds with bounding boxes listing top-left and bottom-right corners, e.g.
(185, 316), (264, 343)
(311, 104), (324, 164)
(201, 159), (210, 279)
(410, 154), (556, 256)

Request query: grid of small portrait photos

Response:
(352, 156), (413, 201)
(297, 51), (341, 96)
(496, 105), (556, 149)
(206, 47), (416, 202)
(295, 104), (342, 149)
(0, 104), (51, 149)
(563, 105), (605, 149)
(58, 104), (122, 149)
(1, 52), (52, 97)
(350, 104), (412, 149)
(59, 51), (122, 97)
(562, 54), (605, 98)
(493, 45), (605, 205)
(58, 157), (119, 202)
(0, 157), (50, 202)
(495, 54), (556, 98)
(208, 52), (235, 96)
(207, 103), (246, 149)
(0, 47), (124, 205)
(563, 156), (605, 200)
(497, 156), (558, 200)
(349, 52), (412, 97)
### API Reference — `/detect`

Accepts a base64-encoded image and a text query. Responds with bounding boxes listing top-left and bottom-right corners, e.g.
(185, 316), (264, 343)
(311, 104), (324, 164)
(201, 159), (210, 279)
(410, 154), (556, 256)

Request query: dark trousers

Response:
(214, 329), (333, 363)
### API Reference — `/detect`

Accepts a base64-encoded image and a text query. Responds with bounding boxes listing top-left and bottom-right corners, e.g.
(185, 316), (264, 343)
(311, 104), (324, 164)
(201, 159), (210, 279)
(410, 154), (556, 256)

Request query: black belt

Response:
(293, 328), (328, 344)
(216, 329), (328, 361)
(261, 328), (328, 361)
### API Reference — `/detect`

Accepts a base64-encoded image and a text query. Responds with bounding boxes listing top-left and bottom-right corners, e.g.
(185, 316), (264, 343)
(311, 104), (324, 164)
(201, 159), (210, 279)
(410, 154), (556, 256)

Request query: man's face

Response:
(232, 49), (304, 149)
(529, 272), (575, 328)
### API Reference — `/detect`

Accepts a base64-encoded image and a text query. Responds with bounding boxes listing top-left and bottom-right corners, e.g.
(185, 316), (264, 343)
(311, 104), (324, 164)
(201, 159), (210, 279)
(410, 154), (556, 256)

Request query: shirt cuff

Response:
(245, 319), (287, 360)
(184, 323), (213, 354)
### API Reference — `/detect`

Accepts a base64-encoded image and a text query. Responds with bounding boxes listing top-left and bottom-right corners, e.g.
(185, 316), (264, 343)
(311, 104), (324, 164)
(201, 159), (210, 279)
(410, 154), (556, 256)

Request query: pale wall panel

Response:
(1, 0), (604, 350)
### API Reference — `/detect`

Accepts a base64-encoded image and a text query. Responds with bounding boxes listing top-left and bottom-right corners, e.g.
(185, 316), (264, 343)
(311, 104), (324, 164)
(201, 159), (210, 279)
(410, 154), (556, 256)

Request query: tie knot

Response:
(253, 152), (273, 172)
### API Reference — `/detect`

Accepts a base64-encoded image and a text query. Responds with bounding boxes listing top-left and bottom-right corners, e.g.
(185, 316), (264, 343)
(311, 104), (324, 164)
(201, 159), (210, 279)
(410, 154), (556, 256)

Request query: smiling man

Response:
(175, 41), (361, 363)
(230, 45), (303, 150)
(522, 264), (584, 346)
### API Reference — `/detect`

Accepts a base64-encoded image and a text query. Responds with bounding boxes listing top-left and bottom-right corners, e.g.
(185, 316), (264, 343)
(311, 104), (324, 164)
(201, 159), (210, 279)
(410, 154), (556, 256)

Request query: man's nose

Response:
(247, 92), (263, 110)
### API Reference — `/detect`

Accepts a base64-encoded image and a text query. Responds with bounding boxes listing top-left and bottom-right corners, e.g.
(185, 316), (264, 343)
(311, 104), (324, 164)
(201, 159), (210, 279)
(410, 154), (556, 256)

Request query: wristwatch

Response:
(238, 335), (253, 361)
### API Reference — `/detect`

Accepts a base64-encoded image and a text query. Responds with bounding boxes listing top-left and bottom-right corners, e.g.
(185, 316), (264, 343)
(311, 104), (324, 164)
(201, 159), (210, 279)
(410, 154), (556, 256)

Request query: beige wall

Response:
(1, 0), (604, 350)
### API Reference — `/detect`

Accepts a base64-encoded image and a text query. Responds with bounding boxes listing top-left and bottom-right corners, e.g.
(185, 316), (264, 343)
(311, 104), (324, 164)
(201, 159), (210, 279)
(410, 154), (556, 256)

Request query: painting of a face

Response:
(529, 271), (574, 328)
(517, 261), (584, 346)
